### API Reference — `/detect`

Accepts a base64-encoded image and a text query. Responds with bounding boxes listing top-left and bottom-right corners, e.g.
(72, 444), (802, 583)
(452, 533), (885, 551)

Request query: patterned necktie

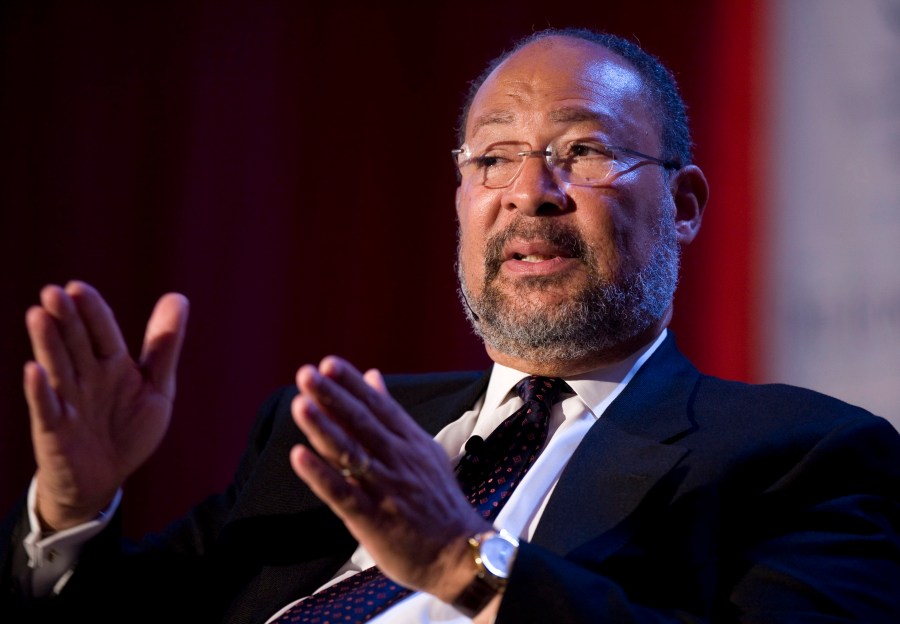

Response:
(456, 376), (570, 519)
(273, 376), (569, 623)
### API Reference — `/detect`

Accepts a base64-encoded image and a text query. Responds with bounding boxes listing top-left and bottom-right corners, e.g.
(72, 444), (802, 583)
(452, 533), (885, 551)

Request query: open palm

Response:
(23, 282), (189, 530)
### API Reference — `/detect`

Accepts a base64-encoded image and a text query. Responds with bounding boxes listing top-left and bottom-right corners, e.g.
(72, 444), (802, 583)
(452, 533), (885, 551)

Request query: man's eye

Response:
(567, 143), (611, 158)
(472, 154), (506, 168)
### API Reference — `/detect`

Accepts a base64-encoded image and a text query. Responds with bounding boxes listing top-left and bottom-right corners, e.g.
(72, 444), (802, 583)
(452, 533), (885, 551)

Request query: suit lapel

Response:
(402, 371), (491, 436)
(532, 334), (699, 556)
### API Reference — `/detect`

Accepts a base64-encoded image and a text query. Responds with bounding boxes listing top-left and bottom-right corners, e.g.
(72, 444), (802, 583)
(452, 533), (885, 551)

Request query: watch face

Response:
(481, 535), (516, 578)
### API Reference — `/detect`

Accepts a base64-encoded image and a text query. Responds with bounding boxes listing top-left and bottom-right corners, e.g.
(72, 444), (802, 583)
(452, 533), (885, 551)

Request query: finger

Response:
(25, 303), (78, 396)
(289, 444), (372, 523)
(39, 284), (102, 378)
(66, 281), (128, 360)
(363, 368), (388, 394)
(361, 369), (418, 438)
(139, 293), (189, 398)
(23, 361), (66, 431)
(291, 391), (368, 473)
(317, 357), (410, 438)
(297, 363), (398, 447)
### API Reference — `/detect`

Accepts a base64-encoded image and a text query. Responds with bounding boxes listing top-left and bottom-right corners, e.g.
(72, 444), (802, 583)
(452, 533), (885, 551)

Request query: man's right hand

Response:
(22, 281), (189, 531)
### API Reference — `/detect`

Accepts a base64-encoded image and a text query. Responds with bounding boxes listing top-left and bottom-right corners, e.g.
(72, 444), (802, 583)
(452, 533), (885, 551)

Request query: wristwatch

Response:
(452, 528), (519, 617)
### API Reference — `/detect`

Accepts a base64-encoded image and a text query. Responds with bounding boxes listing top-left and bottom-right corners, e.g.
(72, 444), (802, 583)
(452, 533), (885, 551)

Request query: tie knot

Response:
(514, 376), (569, 412)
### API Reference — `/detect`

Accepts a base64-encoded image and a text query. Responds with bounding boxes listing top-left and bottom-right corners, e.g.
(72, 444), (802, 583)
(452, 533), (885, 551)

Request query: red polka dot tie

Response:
(273, 376), (569, 623)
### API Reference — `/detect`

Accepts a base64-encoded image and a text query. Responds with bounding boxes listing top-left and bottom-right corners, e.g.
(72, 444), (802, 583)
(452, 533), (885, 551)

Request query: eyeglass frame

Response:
(451, 140), (681, 188)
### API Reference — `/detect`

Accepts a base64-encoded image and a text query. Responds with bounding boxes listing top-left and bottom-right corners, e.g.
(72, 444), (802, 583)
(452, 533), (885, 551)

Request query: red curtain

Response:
(0, 0), (764, 537)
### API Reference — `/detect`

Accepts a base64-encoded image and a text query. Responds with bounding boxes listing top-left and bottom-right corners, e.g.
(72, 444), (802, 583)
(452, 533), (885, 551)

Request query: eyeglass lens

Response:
(463, 142), (618, 188)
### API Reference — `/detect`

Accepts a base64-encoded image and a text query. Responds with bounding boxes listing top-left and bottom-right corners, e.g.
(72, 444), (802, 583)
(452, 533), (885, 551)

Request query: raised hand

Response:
(289, 356), (490, 602)
(23, 281), (189, 531)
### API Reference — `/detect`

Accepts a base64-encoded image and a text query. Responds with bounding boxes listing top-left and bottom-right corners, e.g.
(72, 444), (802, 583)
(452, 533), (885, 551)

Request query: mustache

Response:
(483, 219), (593, 281)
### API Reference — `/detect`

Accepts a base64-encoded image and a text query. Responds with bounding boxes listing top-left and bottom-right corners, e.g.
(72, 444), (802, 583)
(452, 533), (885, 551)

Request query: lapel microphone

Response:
(465, 435), (485, 455)
(455, 435), (487, 481)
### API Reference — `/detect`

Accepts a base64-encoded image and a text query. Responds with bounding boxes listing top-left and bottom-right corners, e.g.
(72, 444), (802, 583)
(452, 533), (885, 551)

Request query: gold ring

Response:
(339, 450), (372, 480)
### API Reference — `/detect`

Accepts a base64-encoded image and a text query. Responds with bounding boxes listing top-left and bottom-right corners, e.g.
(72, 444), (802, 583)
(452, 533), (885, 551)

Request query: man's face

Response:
(456, 37), (683, 370)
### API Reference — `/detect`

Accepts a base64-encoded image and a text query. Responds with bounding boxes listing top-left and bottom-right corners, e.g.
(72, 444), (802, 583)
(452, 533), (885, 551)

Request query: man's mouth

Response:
(496, 241), (580, 278)
(481, 220), (591, 281)
(505, 240), (573, 263)
(512, 252), (559, 262)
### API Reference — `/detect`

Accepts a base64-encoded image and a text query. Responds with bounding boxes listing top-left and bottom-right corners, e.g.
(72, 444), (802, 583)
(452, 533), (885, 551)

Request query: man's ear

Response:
(669, 165), (708, 246)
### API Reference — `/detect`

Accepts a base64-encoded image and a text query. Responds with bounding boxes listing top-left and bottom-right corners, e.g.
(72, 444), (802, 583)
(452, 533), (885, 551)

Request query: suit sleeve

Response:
(0, 386), (296, 623)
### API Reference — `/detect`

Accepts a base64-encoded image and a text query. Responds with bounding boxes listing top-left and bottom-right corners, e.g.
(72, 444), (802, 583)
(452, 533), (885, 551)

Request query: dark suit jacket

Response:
(3, 334), (900, 623)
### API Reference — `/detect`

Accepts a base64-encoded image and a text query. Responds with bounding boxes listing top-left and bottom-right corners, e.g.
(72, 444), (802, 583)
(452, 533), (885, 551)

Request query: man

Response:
(2, 27), (899, 623)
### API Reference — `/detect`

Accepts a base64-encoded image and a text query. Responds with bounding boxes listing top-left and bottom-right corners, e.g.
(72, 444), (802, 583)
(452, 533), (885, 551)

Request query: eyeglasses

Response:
(452, 138), (680, 188)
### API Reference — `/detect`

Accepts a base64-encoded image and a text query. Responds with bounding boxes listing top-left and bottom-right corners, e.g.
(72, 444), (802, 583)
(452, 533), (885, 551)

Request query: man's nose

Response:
(501, 155), (567, 216)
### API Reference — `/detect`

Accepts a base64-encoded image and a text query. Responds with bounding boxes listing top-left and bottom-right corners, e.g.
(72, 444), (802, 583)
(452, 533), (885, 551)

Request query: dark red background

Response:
(0, 1), (765, 537)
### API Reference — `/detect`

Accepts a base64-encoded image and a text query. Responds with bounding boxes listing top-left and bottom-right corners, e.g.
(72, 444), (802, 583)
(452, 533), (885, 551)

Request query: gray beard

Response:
(457, 214), (680, 363)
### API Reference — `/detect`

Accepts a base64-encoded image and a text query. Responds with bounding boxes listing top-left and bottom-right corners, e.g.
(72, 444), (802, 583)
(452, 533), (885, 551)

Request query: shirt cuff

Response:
(23, 476), (122, 597)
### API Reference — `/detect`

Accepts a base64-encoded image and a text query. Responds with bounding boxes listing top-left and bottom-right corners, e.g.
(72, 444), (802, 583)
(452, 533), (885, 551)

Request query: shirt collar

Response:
(482, 329), (668, 420)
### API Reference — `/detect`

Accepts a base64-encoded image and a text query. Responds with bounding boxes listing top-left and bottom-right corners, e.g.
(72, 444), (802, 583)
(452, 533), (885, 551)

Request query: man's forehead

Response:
(468, 105), (620, 139)
(466, 37), (650, 140)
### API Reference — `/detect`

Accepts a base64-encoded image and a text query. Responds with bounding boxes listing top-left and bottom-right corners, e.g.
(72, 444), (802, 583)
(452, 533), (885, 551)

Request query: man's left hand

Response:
(289, 356), (491, 601)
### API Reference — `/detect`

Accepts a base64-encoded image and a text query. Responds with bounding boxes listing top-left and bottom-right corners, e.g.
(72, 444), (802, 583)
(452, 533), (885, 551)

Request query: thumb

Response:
(363, 368), (388, 395)
(140, 293), (190, 397)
